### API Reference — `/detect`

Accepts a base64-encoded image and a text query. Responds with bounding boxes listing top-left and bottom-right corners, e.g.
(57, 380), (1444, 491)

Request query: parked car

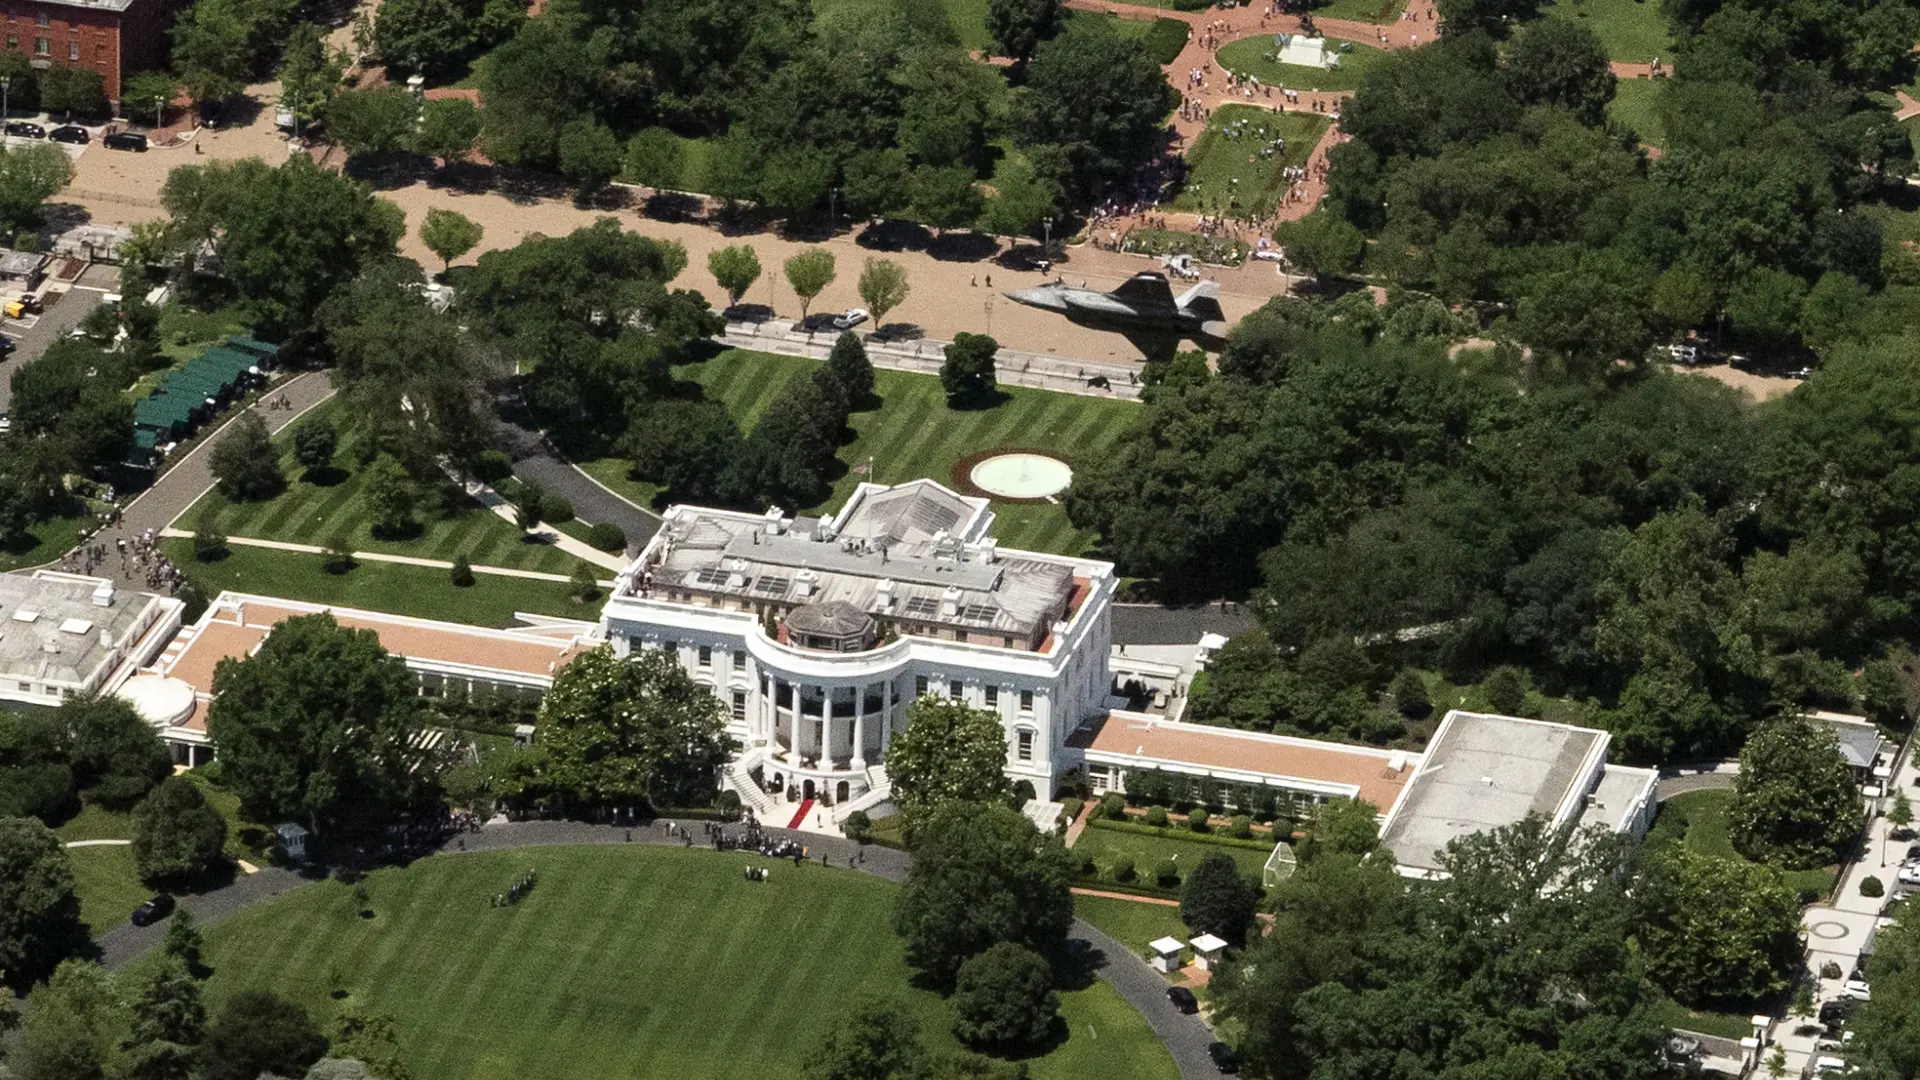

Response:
(1893, 826), (1917, 842)
(49, 125), (90, 145)
(5, 121), (45, 138)
(1167, 986), (1198, 1014)
(1898, 864), (1920, 887)
(1821, 999), (1857, 1026)
(1842, 977), (1871, 1001)
(0, 336), (14, 357)
(1207, 1041), (1238, 1074)
(1815, 1057), (1849, 1075)
(130, 894), (175, 926)
(831, 307), (870, 330)
(103, 131), (148, 152)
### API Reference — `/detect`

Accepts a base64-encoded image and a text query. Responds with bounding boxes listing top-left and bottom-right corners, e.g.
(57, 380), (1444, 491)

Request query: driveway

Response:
(96, 817), (1222, 1080)
(493, 413), (662, 552)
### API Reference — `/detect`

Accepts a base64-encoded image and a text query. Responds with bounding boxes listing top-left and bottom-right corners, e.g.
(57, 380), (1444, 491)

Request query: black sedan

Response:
(4, 121), (45, 139)
(49, 125), (90, 145)
(1167, 986), (1198, 1014)
(104, 131), (148, 152)
(130, 894), (175, 927)
(1207, 1041), (1239, 1073)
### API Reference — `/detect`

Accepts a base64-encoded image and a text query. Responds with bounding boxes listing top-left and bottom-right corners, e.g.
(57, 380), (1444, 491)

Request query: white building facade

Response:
(598, 481), (1116, 813)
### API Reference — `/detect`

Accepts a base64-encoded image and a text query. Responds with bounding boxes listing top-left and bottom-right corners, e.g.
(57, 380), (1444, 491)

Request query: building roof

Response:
(1379, 710), (1610, 876)
(634, 480), (1099, 647)
(0, 572), (164, 691)
(1807, 711), (1885, 771)
(0, 250), (47, 278)
(157, 595), (594, 697)
(785, 600), (873, 638)
(1070, 711), (1416, 811)
(31, 0), (139, 12)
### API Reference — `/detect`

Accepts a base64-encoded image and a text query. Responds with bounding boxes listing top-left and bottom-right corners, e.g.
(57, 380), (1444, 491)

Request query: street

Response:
(0, 262), (119, 414)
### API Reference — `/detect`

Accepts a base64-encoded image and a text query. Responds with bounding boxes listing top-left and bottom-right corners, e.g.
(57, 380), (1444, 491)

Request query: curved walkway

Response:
(95, 817), (1223, 1079)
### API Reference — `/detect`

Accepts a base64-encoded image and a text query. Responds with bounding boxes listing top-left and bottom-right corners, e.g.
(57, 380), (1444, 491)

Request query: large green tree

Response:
(205, 613), (423, 840)
(1634, 846), (1801, 1008)
(0, 142), (75, 235)
(949, 942), (1058, 1050)
(1013, 19), (1176, 205)
(894, 802), (1073, 988)
(199, 991), (328, 1080)
(124, 959), (207, 1080)
(534, 646), (733, 809)
(132, 777), (229, 885)
(984, 0), (1062, 64)
(57, 695), (172, 811)
(208, 412), (284, 502)
(1728, 716), (1865, 869)
(0, 817), (84, 988)
(1180, 852), (1259, 947)
(883, 697), (1012, 833)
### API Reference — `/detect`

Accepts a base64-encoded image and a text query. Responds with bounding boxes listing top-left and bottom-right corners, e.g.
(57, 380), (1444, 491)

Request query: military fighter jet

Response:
(1004, 271), (1230, 360)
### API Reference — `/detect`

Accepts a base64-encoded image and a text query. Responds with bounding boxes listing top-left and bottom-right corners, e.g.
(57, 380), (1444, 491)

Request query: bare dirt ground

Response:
(1688, 364), (1797, 402)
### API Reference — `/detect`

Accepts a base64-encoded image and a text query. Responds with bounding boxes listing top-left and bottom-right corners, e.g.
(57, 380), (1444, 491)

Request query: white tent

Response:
(1263, 839), (1297, 888)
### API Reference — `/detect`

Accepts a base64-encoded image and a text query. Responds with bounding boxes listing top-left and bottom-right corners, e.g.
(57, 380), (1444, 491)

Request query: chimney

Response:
(940, 585), (961, 618)
(90, 580), (114, 607)
(874, 579), (895, 611)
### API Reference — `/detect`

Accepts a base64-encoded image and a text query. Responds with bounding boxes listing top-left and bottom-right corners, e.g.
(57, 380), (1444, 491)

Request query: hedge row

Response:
(1087, 816), (1278, 852)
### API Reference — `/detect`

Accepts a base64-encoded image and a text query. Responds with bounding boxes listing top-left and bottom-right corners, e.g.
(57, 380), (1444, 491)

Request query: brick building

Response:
(1, 0), (178, 105)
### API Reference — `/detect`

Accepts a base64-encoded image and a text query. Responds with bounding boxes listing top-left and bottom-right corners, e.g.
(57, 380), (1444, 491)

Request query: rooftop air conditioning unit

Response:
(874, 579), (895, 611)
(940, 585), (961, 618)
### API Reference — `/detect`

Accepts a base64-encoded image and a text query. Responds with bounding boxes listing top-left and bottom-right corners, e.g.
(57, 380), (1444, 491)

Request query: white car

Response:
(830, 308), (869, 330)
(1843, 978), (1871, 1001)
(1898, 865), (1920, 886)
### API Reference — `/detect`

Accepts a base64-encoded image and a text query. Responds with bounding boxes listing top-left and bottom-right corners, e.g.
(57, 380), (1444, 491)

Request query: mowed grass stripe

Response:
(187, 400), (575, 575)
(159, 847), (1175, 1080)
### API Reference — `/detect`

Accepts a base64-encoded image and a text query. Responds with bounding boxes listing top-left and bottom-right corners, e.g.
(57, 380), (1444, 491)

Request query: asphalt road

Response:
(494, 412), (663, 553)
(0, 264), (119, 414)
(97, 818), (1224, 1080)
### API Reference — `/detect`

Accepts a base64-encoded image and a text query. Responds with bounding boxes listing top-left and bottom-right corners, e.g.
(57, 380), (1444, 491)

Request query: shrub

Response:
(1229, 814), (1254, 839)
(1100, 792), (1125, 820)
(1145, 805), (1170, 828)
(1390, 668), (1432, 718)
(1059, 796), (1083, 823)
(1142, 17), (1190, 64)
(543, 496), (575, 525)
(951, 943), (1059, 1050)
(843, 809), (872, 843)
(1822, 961), (1843, 979)
(1188, 808), (1210, 833)
(586, 522), (626, 552)
(472, 450), (513, 484)
(1110, 856), (1135, 883)
(449, 554), (475, 587)
(1154, 858), (1180, 887)
(1862, 875), (1885, 898)
(716, 790), (742, 815)
(1077, 852), (1098, 876)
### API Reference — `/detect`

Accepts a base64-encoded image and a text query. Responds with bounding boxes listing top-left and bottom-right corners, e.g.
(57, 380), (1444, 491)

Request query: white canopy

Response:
(1150, 936), (1186, 955)
(1190, 933), (1229, 954)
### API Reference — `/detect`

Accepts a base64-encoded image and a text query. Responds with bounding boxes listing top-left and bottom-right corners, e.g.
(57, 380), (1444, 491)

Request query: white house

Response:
(598, 480), (1116, 819)
(0, 570), (181, 709)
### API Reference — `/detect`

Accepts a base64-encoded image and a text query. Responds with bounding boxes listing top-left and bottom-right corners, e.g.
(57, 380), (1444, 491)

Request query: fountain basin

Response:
(967, 452), (1073, 500)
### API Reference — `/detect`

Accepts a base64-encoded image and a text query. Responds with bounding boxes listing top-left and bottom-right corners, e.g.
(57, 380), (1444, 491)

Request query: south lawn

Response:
(1541, 0), (1675, 64)
(165, 847), (1179, 1080)
(184, 401), (576, 576)
(582, 349), (1136, 556)
(1215, 36), (1389, 94)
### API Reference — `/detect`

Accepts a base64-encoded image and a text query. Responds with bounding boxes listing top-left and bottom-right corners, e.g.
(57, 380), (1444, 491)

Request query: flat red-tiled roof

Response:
(1075, 712), (1414, 811)
(159, 598), (582, 694)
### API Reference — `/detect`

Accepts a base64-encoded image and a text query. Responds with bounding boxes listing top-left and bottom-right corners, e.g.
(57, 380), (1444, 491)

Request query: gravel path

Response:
(95, 817), (1220, 1079)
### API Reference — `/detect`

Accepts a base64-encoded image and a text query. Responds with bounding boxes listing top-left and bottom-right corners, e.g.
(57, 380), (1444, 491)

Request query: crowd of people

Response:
(57, 525), (190, 595)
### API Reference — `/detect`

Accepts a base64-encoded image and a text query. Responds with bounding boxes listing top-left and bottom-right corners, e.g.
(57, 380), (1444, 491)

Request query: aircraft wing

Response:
(1120, 328), (1181, 363)
(1109, 273), (1179, 318)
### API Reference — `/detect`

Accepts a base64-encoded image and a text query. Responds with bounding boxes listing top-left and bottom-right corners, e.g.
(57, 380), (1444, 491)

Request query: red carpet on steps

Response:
(787, 799), (815, 830)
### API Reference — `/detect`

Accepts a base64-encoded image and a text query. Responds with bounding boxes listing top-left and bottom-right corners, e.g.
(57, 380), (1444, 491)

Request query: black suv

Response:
(1167, 986), (1198, 1014)
(4, 121), (45, 139)
(1207, 1042), (1238, 1073)
(49, 125), (90, 145)
(103, 131), (147, 152)
(130, 894), (175, 927)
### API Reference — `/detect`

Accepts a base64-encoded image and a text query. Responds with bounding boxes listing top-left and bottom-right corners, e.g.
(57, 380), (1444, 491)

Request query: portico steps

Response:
(722, 751), (779, 820)
(831, 764), (891, 823)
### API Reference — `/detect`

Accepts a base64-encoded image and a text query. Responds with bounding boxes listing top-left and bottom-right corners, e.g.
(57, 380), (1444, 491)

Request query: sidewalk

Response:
(156, 530), (617, 586)
(722, 321), (1149, 400)
(457, 475), (629, 572)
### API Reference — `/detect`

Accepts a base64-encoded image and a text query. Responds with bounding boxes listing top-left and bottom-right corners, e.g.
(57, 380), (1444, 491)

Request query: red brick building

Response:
(0, 0), (178, 105)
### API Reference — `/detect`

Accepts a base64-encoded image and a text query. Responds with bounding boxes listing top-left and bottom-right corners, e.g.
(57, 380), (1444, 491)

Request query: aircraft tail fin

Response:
(1110, 272), (1178, 317)
(1176, 280), (1226, 325)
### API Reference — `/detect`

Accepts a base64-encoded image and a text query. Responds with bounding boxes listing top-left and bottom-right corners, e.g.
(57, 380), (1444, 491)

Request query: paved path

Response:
(1897, 88), (1920, 122)
(95, 818), (1222, 1079)
(62, 372), (336, 590)
(65, 839), (133, 848)
(1112, 602), (1258, 646)
(1073, 887), (1181, 907)
(0, 263), (120, 414)
(493, 414), (664, 552)
(1654, 771), (1735, 801)
(155, 531), (616, 584)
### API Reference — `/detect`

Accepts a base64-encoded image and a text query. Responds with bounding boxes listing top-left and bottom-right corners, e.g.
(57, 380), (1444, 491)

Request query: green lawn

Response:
(163, 540), (600, 628)
(1539, 0), (1674, 63)
(1645, 994), (1760, 1040)
(583, 349), (1136, 556)
(184, 402), (575, 575)
(1073, 822), (1273, 883)
(67, 844), (149, 938)
(1171, 106), (1330, 218)
(1215, 36), (1388, 93)
(1310, 0), (1409, 21)
(1073, 894), (1189, 957)
(0, 510), (97, 571)
(1648, 789), (1838, 898)
(814, 0), (993, 52)
(1607, 77), (1668, 148)
(165, 847), (1178, 1080)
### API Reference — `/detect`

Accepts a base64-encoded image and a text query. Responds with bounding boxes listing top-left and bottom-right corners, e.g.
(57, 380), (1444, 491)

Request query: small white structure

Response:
(276, 822), (310, 862)
(1275, 34), (1341, 71)
(1190, 933), (1229, 971)
(1262, 839), (1297, 888)
(1149, 936), (1186, 974)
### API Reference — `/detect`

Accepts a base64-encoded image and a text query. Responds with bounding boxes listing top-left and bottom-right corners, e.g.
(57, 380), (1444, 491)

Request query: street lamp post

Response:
(829, 188), (839, 235)
(1042, 216), (1053, 260)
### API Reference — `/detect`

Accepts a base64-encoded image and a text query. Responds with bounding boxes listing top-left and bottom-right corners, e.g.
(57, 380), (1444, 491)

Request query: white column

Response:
(853, 687), (868, 770)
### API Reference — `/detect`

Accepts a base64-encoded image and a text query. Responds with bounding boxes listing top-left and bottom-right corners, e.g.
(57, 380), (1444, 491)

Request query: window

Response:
(959, 603), (997, 624)
(903, 596), (940, 618)
(753, 575), (790, 596)
(984, 685), (998, 708)
(731, 690), (747, 722)
(33, 35), (48, 54)
(36, 11), (48, 26)
(914, 675), (928, 696)
(1019, 689), (1034, 712)
(661, 641), (678, 663)
(66, 39), (75, 59)
(948, 680), (962, 699)
(732, 649), (746, 668)
(697, 645), (712, 668)
(5, 35), (15, 48)
(691, 566), (731, 587)
(1017, 729), (1034, 762)
(17, 680), (30, 691)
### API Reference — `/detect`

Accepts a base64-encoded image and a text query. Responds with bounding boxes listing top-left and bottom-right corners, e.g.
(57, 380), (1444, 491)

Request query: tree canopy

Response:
(0, 816), (84, 988)
(883, 696), (1013, 833)
(1728, 716), (1865, 868)
(534, 645), (734, 809)
(894, 802), (1073, 988)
